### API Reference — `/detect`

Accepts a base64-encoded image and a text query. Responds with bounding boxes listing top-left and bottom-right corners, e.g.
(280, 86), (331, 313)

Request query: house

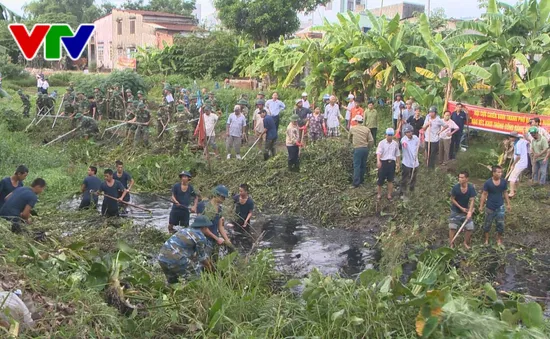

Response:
(88, 9), (199, 70)
(298, 0), (368, 28)
(372, 2), (425, 20)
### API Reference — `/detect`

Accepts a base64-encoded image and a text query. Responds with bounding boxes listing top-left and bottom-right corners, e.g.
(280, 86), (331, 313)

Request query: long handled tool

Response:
(101, 122), (128, 138)
(42, 127), (78, 147)
(451, 217), (470, 245)
(155, 194), (190, 210)
(242, 136), (262, 159)
(93, 190), (152, 213)
(51, 96), (65, 128)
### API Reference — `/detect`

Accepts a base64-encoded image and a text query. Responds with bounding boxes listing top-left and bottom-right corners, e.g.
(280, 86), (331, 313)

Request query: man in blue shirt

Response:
(80, 166), (102, 210)
(449, 171), (476, 249)
(197, 185), (233, 260)
(261, 110), (277, 160)
(168, 171), (198, 234)
(158, 215), (214, 284)
(479, 165), (511, 246)
(96, 169), (127, 217)
(0, 165), (28, 211)
(450, 102), (468, 159)
(0, 178), (46, 233)
(232, 183), (254, 228)
(114, 160), (134, 214)
(265, 92), (286, 132)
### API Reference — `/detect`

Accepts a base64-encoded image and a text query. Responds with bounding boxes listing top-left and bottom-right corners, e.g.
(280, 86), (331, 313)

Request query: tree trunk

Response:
(444, 79), (453, 111)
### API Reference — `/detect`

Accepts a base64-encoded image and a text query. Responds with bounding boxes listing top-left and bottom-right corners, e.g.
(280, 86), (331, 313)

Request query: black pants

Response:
(425, 141), (439, 169)
(393, 119), (398, 130)
(79, 198), (98, 210)
(449, 131), (462, 159)
(287, 145), (300, 172)
(273, 115), (280, 133)
(3, 217), (23, 233)
(378, 160), (396, 186)
(264, 138), (276, 160)
(400, 165), (418, 193)
(370, 128), (377, 143)
(101, 203), (119, 217)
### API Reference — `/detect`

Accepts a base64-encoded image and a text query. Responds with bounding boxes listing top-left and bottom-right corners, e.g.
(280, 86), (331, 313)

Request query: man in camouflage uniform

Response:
(125, 89), (134, 103)
(76, 91), (88, 115)
(164, 87), (175, 117)
(189, 94), (200, 132)
(183, 89), (190, 109)
(93, 87), (105, 121)
(157, 103), (170, 139)
(206, 92), (218, 111)
(110, 89), (125, 120)
(174, 85), (182, 103)
(43, 93), (55, 116)
(35, 93), (44, 116)
(124, 99), (137, 139)
(74, 113), (99, 140)
(173, 104), (192, 152)
(137, 91), (147, 107)
(17, 90), (31, 117)
(132, 103), (151, 147)
(68, 82), (75, 92)
(62, 87), (76, 117)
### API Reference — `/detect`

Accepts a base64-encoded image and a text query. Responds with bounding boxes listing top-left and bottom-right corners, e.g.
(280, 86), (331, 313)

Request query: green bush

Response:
(0, 54), (26, 79)
(0, 106), (27, 132)
(73, 70), (147, 97)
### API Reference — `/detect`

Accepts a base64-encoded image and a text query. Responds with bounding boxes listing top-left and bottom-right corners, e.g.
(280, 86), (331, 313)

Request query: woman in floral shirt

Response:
(306, 107), (324, 143)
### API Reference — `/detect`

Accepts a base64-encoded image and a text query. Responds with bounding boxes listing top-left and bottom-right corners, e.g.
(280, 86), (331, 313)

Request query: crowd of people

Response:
(7, 85), (550, 284)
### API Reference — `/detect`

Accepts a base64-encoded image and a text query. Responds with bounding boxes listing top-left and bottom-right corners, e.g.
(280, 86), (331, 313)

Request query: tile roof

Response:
(117, 9), (192, 18)
(147, 22), (200, 32)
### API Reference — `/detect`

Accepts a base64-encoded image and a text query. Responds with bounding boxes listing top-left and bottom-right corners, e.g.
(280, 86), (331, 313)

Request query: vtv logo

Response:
(9, 24), (95, 61)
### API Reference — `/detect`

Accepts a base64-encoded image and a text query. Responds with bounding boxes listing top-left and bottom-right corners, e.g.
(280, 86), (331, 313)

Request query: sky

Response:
(3, 0), (518, 20)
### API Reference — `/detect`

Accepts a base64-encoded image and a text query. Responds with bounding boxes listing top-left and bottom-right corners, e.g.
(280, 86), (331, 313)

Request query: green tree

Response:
(122, 0), (196, 16)
(23, 0), (105, 25)
(214, 0), (329, 45)
(1, 3), (20, 21)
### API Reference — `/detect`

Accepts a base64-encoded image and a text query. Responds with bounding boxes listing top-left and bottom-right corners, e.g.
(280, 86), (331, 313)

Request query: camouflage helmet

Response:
(428, 106), (438, 113)
(175, 84), (181, 88)
(93, 86), (100, 90)
(138, 103), (145, 109)
(74, 113), (83, 119)
(203, 105), (212, 112)
(37, 93), (43, 98)
(66, 87), (72, 91)
(77, 91), (85, 95)
(176, 104), (185, 112)
(137, 91), (143, 95)
(17, 89), (22, 94)
(125, 89), (132, 93)
(114, 83), (120, 88)
(237, 99), (248, 106)
(208, 92), (214, 96)
(256, 99), (265, 105)
(133, 100), (140, 107)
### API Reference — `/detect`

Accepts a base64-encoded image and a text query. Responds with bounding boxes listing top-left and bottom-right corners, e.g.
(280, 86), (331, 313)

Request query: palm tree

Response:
(409, 13), (491, 109)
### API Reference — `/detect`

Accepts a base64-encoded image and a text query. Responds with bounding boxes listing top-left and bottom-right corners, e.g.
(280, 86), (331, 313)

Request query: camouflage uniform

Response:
(17, 90), (30, 117)
(43, 95), (55, 115)
(62, 88), (76, 116)
(189, 96), (200, 131)
(134, 103), (151, 147)
(157, 104), (170, 139)
(206, 93), (217, 111)
(137, 91), (147, 107)
(164, 87), (175, 118)
(36, 94), (44, 116)
(157, 227), (209, 283)
(125, 89), (134, 103)
(76, 93), (88, 115)
(110, 91), (125, 120)
(93, 88), (105, 119)
(125, 100), (137, 137)
(173, 104), (192, 152)
(75, 113), (99, 139)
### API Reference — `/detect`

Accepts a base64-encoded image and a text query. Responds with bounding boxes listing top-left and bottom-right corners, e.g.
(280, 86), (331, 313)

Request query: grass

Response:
(0, 76), (549, 337)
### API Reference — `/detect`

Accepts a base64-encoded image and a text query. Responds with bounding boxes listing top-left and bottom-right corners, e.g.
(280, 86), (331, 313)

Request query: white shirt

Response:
(301, 99), (310, 109)
(204, 113), (218, 137)
(165, 94), (174, 103)
(345, 101), (356, 120)
(392, 100), (405, 119)
(401, 135), (420, 168)
(514, 138), (529, 169)
(423, 116), (447, 143)
(376, 139), (401, 161)
(265, 99), (285, 116)
(324, 103), (341, 129)
(41, 81), (49, 90)
(440, 119), (459, 140)
(37, 78), (43, 88)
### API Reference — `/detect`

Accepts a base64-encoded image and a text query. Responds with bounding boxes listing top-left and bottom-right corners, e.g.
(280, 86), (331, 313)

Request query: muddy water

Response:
(61, 194), (378, 278)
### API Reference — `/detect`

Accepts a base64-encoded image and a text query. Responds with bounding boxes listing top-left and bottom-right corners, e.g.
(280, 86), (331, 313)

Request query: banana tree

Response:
(1, 3), (20, 21)
(409, 13), (491, 109)
(348, 12), (408, 90)
(515, 55), (550, 114)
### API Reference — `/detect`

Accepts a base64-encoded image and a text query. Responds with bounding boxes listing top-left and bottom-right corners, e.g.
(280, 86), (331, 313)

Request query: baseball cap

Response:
(386, 128), (395, 135)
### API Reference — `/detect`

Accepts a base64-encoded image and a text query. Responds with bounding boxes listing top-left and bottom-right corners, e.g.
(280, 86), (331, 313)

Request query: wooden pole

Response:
(451, 218), (469, 244)
(42, 127), (78, 147)
(94, 191), (152, 213)
(51, 96), (65, 128)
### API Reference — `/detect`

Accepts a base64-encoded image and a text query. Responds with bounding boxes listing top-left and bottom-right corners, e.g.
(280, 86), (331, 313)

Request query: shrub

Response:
(0, 106), (27, 132)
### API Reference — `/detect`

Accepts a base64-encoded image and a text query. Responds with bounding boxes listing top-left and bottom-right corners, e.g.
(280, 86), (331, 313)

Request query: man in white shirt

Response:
(36, 75), (43, 93)
(376, 128), (401, 201)
(323, 95), (343, 137)
(508, 131), (529, 198)
(341, 94), (356, 130)
(226, 105), (247, 160)
(400, 124), (420, 198)
(301, 92), (310, 109)
(265, 92), (286, 132)
(392, 93), (405, 130)
(438, 111), (459, 164)
(203, 106), (219, 158)
(422, 106), (447, 169)
(41, 78), (49, 94)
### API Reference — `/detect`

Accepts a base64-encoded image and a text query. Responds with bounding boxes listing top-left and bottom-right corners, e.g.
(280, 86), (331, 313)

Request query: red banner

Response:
(447, 101), (550, 135)
(116, 57), (136, 70)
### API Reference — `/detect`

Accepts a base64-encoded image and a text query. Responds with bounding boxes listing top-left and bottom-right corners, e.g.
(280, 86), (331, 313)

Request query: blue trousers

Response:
(353, 147), (369, 187)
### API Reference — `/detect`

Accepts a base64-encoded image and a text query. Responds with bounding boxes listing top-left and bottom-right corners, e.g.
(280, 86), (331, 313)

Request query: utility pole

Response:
(427, 0), (431, 17)
(379, 0), (383, 16)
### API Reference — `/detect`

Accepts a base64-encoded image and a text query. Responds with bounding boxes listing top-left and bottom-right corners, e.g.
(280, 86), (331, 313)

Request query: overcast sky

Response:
(3, 0), (518, 20)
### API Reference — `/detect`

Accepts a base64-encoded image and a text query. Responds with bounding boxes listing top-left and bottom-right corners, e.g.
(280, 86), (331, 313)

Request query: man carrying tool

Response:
(262, 110), (277, 160)
(168, 171), (198, 234)
(421, 106), (446, 169)
(295, 99), (311, 143)
(480, 165), (511, 246)
(158, 215), (215, 284)
(400, 124), (420, 199)
(253, 100), (266, 151)
(95, 169), (127, 217)
(74, 113), (99, 140)
(226, 105), (247, 160)
(197, 185), (233, 260)
(507, 131), (529, 198)
(80, 166), (102, 210)
(0, 178), (46, 233)
(17, 90), (31, 117)
(133, 103), (151, 148)
(93, 87), (105, 121)
(231, 184), (254, 229)
(114, 161), (134, 214)
(203, 106), (220, 158)
(173, 104), (192, 152)
(449, 171), (476, 249)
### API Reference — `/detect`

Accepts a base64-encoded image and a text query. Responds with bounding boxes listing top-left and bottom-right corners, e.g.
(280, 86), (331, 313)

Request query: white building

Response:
(298, 0), (368, 28)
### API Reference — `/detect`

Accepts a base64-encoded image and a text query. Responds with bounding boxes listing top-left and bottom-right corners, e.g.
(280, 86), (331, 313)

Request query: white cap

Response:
(302, 92), (308, 97)
(385, 128), (395, 135)
(347, 94), (355, 99)
(354, 115), (364, 122)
